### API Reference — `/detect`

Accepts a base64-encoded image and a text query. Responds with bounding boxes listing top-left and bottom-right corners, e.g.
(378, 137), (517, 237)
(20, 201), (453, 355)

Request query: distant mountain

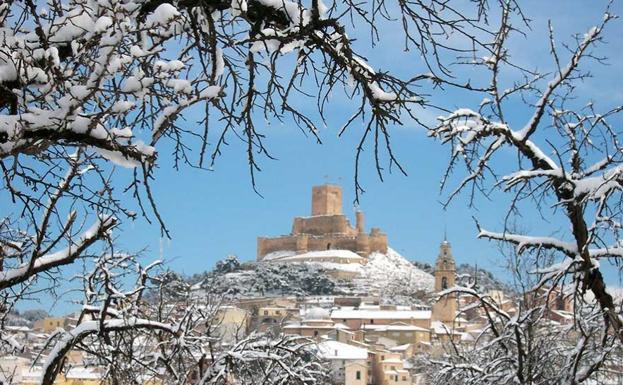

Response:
(411, 261), (513, 293)
(189, 248), (434, 304)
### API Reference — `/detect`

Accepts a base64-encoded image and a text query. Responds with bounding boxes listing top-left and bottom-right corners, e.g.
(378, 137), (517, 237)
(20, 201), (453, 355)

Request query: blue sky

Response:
(8, 0), (623, 314)
(117, 0), (623, 284)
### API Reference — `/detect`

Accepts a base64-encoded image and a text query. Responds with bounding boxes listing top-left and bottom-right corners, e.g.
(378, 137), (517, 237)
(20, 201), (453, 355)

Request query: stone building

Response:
(256, 184), (388, 262)
(431, 239), (458, 324)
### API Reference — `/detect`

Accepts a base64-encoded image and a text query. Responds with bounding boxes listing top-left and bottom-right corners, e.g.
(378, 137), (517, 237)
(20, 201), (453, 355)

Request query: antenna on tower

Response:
(443, 225), (448, 242)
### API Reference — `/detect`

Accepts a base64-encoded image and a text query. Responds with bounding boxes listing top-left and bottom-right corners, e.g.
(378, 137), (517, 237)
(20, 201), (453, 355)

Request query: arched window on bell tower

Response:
(441, 276), (448, 290)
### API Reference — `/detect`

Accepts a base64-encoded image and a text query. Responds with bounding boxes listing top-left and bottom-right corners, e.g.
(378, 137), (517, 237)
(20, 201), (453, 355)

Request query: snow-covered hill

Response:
(357, 248), (435, 294)
(193, 248), (434, 303)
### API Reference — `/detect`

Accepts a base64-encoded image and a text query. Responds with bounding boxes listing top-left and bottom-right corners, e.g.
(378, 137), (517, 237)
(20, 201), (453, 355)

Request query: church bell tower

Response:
(432, 238), (457, 324)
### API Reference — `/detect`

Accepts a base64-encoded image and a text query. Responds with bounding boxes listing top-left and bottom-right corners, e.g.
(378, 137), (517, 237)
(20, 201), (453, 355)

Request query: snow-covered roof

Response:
(390, 344), (411, 351)
(362, 324), (428, 332)
(317, 341), (368, 360)
(332, 308), (431, 320)
(358, 304), (414, 311)
(383, 369), (409, 375)
(302, 307), (331, 320)
(332, 323), (350, 330)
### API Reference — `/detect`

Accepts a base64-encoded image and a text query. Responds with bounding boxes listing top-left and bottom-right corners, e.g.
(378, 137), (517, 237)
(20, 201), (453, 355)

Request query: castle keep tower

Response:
(432, 238), (458, 324)
(312, 184), (343, 216)
(256, 184), (388, 262)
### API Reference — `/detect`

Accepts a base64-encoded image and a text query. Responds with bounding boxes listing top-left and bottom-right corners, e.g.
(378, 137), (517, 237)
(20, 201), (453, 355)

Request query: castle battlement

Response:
(257, 184), (388, 262)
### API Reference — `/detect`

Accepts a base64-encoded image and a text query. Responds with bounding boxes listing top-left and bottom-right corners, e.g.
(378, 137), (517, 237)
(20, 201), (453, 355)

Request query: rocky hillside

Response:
(189, 249), (513, 304)
(190, 248), (434, 304)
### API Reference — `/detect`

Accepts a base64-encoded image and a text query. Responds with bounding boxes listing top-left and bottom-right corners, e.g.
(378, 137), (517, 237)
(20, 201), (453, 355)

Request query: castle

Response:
(255, 183), (460, 325)
(257, 184), (388, 262)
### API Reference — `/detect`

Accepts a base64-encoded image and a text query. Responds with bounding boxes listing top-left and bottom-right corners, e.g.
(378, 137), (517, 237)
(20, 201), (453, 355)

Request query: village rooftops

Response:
(283, 322), (349, 330)
(331, 308), (431, 320)
(361, 323), (429, 332)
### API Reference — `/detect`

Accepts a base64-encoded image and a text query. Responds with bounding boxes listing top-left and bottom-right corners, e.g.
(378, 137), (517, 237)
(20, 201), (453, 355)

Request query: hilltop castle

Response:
(257, 184), (388, 262)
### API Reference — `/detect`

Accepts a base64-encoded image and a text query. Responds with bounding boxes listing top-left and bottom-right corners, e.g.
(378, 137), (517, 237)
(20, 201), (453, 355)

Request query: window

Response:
(263, 310), (268, 316)
(402, 376), (407, 381)
(441, 276), (448, 290)
(356, 371), (361, 380)
(370, 319), (374, 324)
(276, 310), (281, 315)
(314, 331), (319, 337)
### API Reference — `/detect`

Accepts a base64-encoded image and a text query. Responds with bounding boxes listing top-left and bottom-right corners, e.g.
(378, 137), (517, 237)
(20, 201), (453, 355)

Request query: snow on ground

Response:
(263, 249), (364, 263)
(263, 250), (296, 261)
(309, 262), (363, 273)
(264, 246), (434, 296)
(202, 246), (434, 300)
(354, 248), (434, 293)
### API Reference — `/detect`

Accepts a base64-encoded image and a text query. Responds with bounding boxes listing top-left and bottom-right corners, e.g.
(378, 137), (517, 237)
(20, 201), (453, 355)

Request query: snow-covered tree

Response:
(429, 1), (623, 382)
(35, 256), (327, 385)
(0, 0), (506, 382)
(426, 287), (623, 385)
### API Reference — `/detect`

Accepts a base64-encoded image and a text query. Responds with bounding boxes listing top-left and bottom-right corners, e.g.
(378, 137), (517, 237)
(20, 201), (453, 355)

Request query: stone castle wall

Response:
(257, 232), (388, 260)
(292, 215), (357, 236)
(312, 184), (342, 215)
(256, 184), (388, 261)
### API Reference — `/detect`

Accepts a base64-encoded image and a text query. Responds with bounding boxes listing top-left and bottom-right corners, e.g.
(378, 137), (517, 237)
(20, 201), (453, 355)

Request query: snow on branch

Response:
(0, 215), (117, 290)
(478, 228), (578, 256)
(432, 108), (559, 171)
(40, 317), (176, 385)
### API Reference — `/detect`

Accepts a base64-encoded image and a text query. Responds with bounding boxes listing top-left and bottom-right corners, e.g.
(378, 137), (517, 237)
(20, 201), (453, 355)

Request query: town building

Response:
(318, 340), (369, 385)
